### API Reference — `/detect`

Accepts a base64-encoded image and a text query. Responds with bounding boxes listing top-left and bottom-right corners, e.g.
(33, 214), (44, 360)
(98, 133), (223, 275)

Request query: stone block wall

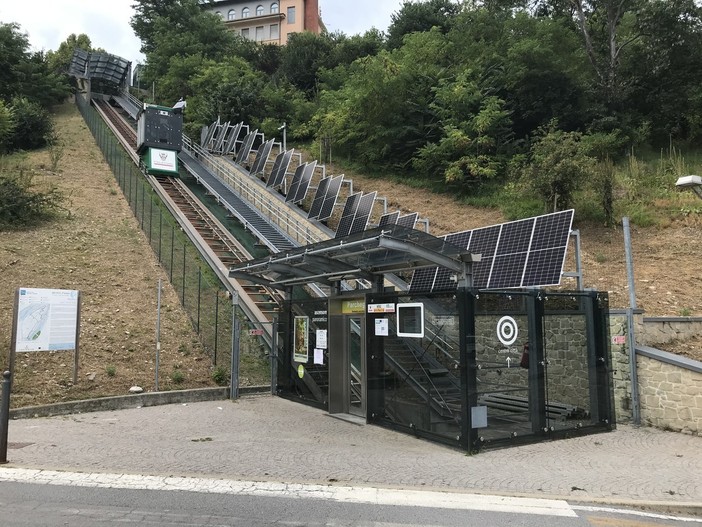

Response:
(608, 314), (633, 421)
(637, 355), (702, 435)
(637, 317), (702, 346)
(608, 312), (702, 435)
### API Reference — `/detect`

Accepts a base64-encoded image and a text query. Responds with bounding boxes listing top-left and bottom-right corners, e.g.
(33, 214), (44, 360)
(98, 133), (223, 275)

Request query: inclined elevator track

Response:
(93, 99), (282, 322)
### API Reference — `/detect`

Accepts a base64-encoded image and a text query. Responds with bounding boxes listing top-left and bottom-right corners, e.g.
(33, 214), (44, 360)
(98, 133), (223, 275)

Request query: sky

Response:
(0, 0), (402, 67)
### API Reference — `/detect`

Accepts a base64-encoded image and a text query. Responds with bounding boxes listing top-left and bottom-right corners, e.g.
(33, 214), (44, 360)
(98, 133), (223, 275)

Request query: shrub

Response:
(211, 365), (229, 386)
(0, 100), (16, 153)
(0, 162), (65, 229)
(7, 97), (54, 151)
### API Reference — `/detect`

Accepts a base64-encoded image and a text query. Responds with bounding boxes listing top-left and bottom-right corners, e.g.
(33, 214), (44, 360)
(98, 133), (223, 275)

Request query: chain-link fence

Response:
(76, 96), (252, 374)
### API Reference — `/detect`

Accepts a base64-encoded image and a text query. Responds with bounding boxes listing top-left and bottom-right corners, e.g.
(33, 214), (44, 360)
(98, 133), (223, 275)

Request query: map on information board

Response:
(15, 288), (79, 352)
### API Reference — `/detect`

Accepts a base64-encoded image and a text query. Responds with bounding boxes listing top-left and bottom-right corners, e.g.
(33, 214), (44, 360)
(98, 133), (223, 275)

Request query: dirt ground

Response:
(1, 103), (701, 409)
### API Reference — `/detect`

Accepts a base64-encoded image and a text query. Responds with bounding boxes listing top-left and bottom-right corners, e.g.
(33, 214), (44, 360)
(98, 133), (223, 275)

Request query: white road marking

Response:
(0, 467), (577, 517)
(573, 505), (702, 523)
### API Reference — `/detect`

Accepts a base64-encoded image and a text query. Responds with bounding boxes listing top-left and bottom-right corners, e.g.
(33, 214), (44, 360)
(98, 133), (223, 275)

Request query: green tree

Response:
(186, 57), (266, 136)
(45, 33), (93, 73)
(386, 0), (461, 50)
(0, 23), (30, 99)
(134, 0), (235, 83)
(519, 123), (593, 211)
(413, 70), (512, 186)
(277, 32), (334, 96)
(313, 29), (450, 169)
(131, 0), (178, 55)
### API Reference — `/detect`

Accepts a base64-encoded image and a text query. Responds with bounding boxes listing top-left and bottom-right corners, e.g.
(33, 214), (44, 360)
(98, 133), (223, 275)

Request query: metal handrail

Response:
(183, 136), (322, 247)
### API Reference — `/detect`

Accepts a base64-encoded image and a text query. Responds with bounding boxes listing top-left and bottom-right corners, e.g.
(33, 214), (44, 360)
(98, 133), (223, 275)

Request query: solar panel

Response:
(335, 193), (362, 238)
(250, 139), (274, 176)
(266, 150), (293, 187)
(200, 125), (210, 149)
(396, 213), (418, 229)
(285, 163), (306, 203)
(223, 122), (243, 155)
(411, 210), (574, 291)
(213, 121), (230, 153)
(317, 175), (344, 221)
(349, 191), (377, 235)
(203, 119), (218, 149)
(235, 131), (257, 165)
(378, 211), (400, 228)
(467, 225), (501, 288)
(292, 161), (316, 203)
(422, 231), (467, 291)
(307, 176), (330, 220)
(409, 267), (438, 293)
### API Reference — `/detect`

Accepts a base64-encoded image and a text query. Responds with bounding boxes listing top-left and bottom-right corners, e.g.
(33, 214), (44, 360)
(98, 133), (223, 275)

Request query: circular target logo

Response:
(496, 316), (519, 346)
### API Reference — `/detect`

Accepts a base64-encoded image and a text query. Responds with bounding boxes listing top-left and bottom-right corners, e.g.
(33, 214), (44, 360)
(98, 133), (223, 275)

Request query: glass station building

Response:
(230, 213), (616, 454)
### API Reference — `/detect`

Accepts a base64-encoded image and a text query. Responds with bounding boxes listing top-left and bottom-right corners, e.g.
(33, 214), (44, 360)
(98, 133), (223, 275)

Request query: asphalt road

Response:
(0, 478), (699, 526)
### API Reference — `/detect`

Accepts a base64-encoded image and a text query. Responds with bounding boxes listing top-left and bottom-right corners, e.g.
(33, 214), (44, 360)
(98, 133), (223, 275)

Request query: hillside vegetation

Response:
(2, 102), (702, 411)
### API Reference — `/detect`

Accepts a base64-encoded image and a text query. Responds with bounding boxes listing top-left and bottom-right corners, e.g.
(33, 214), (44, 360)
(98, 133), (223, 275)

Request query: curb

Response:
(9, 385), (271, 419)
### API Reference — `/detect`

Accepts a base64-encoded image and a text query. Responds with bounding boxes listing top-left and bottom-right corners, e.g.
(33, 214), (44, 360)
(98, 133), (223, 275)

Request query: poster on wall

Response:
(293, 316), (309, 363)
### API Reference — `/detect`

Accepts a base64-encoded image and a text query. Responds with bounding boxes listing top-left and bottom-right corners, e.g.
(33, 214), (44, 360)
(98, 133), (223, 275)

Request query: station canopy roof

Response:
(228, 224), (480, 289)
(68, 49), (131, 87)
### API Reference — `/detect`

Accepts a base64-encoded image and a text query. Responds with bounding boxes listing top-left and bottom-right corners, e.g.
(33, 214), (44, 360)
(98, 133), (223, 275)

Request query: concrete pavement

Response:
(3, 394), (701, 513)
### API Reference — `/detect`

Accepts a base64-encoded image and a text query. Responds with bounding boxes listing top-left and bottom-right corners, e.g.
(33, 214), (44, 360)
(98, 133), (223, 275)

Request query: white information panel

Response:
(15, 288), (79, 352)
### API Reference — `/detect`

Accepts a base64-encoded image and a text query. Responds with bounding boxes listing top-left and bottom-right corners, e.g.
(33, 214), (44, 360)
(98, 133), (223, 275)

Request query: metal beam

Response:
(377, 236), (464, 272)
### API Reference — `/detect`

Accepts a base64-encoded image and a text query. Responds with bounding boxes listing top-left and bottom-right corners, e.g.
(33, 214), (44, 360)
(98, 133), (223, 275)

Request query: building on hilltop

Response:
(203, 0), (325, 45)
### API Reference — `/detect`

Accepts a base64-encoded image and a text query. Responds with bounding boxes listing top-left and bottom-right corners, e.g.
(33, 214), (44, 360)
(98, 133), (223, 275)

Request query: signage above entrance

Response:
(342, 299), (365, 314)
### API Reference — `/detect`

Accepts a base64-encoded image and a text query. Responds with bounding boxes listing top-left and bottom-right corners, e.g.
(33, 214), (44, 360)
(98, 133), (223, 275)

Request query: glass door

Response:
(348, 316), (364, 417)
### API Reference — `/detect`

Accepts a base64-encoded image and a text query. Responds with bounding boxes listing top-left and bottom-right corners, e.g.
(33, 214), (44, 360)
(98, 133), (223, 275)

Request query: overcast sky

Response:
(0, 1), (402, 67)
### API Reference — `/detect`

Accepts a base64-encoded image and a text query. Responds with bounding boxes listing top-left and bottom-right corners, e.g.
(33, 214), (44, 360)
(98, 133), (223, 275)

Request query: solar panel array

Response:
(235, 131), (257, 165)
(409, 210), (574, 291)
(250, 139), (274, 176)
(335, 193), (362, 238)
(378, 211), (400, 228)
(266, 149), (293, 188)
(349, 191), (377, 235)
(317, 175), (344, 221)
(307, 176), (330, 220)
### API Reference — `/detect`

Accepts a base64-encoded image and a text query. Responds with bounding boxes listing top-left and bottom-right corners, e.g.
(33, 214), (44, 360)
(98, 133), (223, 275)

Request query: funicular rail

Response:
(90, 94), (284, 347)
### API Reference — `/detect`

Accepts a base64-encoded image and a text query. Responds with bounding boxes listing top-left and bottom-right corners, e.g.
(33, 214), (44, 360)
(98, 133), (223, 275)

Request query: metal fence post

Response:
(0, 371), (11, 464)
(230, 312), (240, 401)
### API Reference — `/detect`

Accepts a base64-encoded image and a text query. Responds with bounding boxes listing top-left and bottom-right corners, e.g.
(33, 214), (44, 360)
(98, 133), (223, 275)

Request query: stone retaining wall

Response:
(637, 350), (702, 435)
(638, 316), (702, 346)
(608, 313), (702, 435)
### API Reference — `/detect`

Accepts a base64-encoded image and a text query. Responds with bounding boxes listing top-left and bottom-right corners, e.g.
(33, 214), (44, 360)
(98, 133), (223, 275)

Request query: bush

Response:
(211, 365), (229, 386)
(0, 162), (65, 229)
(7, 97), (54, 151)
(0, 100), (16, 153)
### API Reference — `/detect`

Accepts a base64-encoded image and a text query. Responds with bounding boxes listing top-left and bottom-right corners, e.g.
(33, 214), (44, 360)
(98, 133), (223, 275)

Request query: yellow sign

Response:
(342, 299), (365, 314)
(297, 364), (305, 378)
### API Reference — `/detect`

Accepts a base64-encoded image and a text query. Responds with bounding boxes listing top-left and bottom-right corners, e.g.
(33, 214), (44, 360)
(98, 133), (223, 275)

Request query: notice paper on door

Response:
(314, 348), (324, 365)
(316, 329), (327, 349)
(375, 318), (389, 336)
